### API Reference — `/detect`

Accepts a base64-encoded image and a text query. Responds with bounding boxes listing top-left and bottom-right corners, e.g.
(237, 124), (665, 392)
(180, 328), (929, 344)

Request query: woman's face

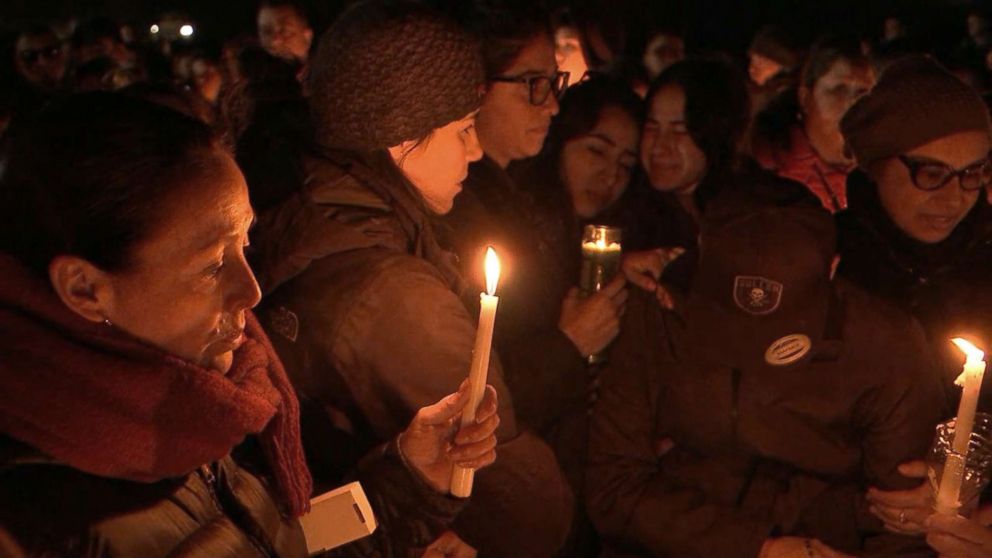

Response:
(102, 152), (261, 373)
(477, 34), (560, 168)
(560, 105), (639, 219)
(554, 26), (588, 86)
(641, 84), (707, 194)
(801, 58), (875, 163)
(394, 111), (483, 214)
(871, 131), (990, 244)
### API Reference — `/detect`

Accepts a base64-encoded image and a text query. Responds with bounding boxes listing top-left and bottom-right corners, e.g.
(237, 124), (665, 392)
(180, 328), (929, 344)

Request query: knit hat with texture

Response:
(841, 55), (991, 168)
(309, 0), (484, 151)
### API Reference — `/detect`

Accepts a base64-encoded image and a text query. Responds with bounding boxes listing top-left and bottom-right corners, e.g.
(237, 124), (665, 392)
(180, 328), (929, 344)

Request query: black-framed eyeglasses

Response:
(490, 71), (570, 106)
(897, 153), (992, 192)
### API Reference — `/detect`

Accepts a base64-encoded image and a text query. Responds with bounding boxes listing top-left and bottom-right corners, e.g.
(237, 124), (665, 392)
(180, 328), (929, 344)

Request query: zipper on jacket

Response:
(199, 463), (274, 557)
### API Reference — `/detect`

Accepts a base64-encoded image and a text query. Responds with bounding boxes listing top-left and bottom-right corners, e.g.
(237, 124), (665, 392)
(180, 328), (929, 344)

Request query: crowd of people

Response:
(3, 0), (992, 557)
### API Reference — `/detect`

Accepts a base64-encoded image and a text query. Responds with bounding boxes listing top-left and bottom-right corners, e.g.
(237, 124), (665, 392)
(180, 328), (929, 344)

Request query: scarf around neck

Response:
(0, 254), (312, 517)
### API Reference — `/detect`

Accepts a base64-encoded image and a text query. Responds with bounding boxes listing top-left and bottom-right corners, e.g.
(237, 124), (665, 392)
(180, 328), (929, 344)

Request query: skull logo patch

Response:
(733, 276), (783, 315)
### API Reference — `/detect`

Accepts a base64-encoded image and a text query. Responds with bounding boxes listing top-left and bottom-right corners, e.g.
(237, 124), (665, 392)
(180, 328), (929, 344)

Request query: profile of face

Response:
(52, 152), (261, 373)
(748, 52), (783, 86)
(390, 111), (484, 214)
(641, 84), (707, 194)
(561, 105), (639, 219)
(192, 58), (223, 104)
(870, 131), (990, 244)
(15, 32), (67, 89)
(800, 58), (876, 165)
(554, 25), (588, 86)
(257, 5), (313, 63)
(477, 34), (560, 168)
(642, 33), (685, 80)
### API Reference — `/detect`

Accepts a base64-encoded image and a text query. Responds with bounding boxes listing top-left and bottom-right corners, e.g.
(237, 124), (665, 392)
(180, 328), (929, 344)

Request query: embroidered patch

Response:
(733, 276), (783, 315)
(764, 334), (812, 366)
(270, 306), (299, 343)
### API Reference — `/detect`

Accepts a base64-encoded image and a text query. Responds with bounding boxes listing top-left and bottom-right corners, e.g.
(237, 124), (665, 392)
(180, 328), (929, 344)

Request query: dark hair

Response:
(752, 34), (870, 154)
(646, 57), (750, 174)
(512, 76), (643, 220)
(0, 92), (225, 275)
(71, 17), (123, 49)
(458, 2), (553, 79)
(258, 0), (313, 26)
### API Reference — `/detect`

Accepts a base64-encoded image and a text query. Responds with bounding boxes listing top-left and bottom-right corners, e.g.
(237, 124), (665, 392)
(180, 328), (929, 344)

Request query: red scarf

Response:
(0, 254), (312, 517)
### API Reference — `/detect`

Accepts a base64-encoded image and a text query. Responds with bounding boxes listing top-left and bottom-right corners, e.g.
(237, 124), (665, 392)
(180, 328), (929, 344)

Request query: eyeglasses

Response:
(490, 71), (570, 106)
(897, 153), (992, 192)
(18, 45), (62, 65)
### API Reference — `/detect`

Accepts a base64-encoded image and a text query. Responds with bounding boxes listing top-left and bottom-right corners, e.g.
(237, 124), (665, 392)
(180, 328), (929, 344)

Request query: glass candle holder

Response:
(579, 225), (622, 365)
(928, 412), (992, 516)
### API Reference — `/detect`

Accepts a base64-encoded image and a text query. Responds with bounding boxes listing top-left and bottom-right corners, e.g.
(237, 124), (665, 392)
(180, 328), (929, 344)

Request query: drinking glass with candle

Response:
(927, 412), (992, 517)
(579, 224), (622, 364)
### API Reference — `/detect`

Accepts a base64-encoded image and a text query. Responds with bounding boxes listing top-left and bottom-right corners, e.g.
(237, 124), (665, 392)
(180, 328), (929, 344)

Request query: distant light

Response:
(180, 24), (194, 37)
(150, 24), (160, 34)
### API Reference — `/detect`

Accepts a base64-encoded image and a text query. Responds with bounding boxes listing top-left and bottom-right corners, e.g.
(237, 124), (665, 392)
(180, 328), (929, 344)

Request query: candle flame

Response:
(953, 338), (985, 363)
(484, 247), (500, 296)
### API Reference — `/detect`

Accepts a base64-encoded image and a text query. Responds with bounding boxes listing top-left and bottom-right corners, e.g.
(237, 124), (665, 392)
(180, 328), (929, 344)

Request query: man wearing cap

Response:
(586, 193), (945, 557)
(836, 55), (992, 544)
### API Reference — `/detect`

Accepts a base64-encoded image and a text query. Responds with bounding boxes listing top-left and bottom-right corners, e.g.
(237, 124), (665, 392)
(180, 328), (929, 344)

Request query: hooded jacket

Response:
(251, 149), (573, 558)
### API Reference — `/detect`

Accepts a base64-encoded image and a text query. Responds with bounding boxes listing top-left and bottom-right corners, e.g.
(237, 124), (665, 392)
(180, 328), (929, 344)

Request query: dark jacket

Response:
(587, 284), (945, 558)
(443, 156), (588, 443)
(252, 149), (573, 558)
(0, 436), (306, 558)
(837, 171), (992, 391)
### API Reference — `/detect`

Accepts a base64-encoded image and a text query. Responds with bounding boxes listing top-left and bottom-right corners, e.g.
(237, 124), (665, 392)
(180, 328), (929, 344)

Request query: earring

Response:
(103, 317), (113, 327)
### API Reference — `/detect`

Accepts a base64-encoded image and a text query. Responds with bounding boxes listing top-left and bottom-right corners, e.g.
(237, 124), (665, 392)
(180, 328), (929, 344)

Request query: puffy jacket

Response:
(587, 285), (945, 557)
(0, 436), (306, 558)
(251, 148), (573, 558)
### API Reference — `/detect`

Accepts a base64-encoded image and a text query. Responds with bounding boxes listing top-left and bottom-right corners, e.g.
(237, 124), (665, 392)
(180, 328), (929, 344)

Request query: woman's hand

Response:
(867, 460), (931, 535)
(422, 531), (477, 558)
(926, 506), (992, 558)
(759, 537), (855, 558)
(621, 247), (685, 293)
(559, 275), (628, 357)
(398, 382), (499, 493)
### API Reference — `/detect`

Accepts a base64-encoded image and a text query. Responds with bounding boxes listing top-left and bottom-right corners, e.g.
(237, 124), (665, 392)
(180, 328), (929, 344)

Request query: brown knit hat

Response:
(309, 0), (484, 151)
(841, 55), (991, 168)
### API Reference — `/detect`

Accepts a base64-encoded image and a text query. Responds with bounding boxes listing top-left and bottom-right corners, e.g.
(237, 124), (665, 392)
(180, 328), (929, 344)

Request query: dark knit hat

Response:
(309, 0), (484, 151)
(749, 25), (802, 69)
(841, 55), (991, 168)
(685, 194), (837, 370)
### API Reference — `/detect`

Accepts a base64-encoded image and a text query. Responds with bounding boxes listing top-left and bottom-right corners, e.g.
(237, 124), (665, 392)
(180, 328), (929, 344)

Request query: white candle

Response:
(581, 237), (621, 256)
(450, 247), (500, 498)
(936, 338), (987, 515)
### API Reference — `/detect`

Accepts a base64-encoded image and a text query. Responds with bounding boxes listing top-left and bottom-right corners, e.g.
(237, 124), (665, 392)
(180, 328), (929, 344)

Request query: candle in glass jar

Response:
(450, 247), (500, 498)
(936, 338), (987, 515)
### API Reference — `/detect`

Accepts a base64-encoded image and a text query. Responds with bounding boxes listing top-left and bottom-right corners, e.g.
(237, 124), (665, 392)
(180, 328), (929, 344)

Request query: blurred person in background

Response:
(257, 0), (313, 65)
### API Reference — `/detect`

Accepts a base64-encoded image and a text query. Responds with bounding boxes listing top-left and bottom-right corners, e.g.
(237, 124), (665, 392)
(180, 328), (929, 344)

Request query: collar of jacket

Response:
(842, 170), (992, 282)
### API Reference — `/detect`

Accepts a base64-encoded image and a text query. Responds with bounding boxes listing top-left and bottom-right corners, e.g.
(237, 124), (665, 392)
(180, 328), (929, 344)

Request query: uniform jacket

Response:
(251, 148), (573, 558)
(586, 284), (945, 558)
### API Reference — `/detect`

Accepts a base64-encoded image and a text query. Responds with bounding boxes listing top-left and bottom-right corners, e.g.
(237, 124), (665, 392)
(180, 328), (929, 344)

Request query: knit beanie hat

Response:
(309, 0), (484, 151)
(841, 55), (991, 168)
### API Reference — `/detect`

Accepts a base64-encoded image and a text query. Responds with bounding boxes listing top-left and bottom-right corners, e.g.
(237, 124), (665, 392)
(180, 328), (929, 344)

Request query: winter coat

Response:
(0, 436), (307, 558)
(587, 285), (945, 558)
(251, 148), (574, 558)
(754, 125), (851, 213)
(837, 170), (992, 391)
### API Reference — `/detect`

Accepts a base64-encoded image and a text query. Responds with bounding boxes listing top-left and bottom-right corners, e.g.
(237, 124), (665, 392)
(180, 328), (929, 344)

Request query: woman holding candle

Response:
(250, 2), (573, 557)
(832, 55), (992, 541)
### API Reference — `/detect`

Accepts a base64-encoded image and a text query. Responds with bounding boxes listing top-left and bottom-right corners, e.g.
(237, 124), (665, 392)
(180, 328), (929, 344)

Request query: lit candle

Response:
(935, 338), (987, 515)
(450, 247), (500, 498)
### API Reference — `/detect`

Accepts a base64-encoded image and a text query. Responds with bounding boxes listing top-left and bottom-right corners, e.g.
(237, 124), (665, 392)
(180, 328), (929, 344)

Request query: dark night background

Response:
(3, 0), (992, 56)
